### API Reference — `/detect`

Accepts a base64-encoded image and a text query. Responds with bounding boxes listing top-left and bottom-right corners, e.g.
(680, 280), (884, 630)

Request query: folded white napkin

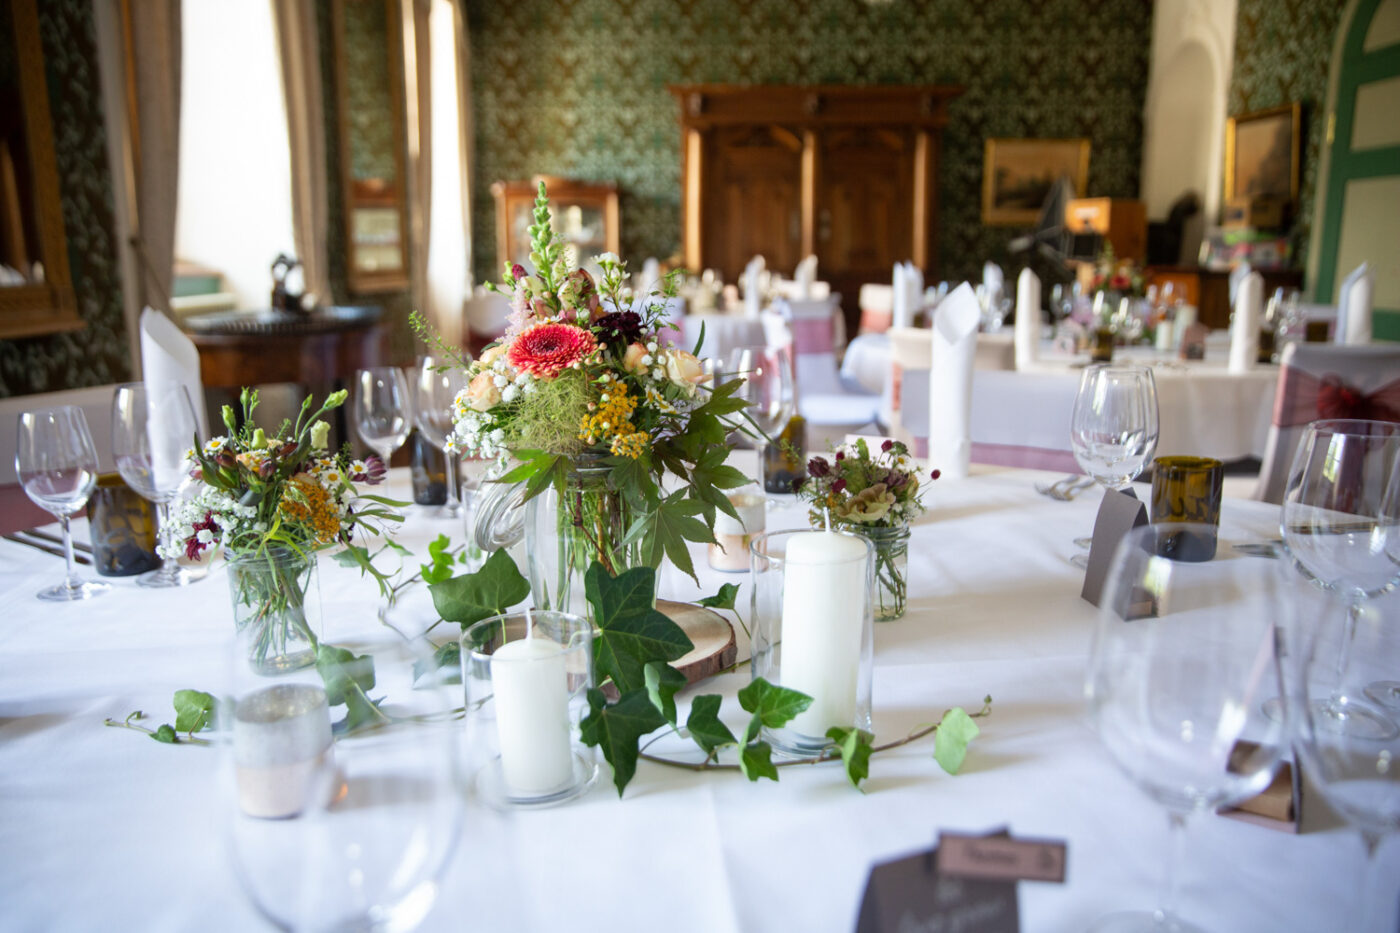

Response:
(1228, 261), (1252, 307)
(795, 255), (818, 299)
(140, 307), (207, 437)
(891, 263), (911, 329)
(904, 262), (924, 323)
(743, 256), (765, 318)
(1228, 272), (1264, 373)
(928, 283), (979, 478)
(983, 261), (1004, 297)
(639, 257), (661, 294)
(1014, 267), (1041, 369)
(1335, 262), (1373, 345)
(1172, 303), (1198, 348)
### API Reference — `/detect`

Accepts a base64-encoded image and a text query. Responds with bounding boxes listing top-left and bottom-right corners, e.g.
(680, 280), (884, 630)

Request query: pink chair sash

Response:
(1272, 368), (1400, 427)
(790, 316), (835, 355)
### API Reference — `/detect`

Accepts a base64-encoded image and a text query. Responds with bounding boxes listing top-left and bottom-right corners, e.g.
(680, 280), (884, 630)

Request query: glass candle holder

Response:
(708, 487), (765, 572)
(85, 473), (160, 577)
(1150, 456), (1224, 561)
(461, 611), (596, 809)
(749, 528), (874, 756)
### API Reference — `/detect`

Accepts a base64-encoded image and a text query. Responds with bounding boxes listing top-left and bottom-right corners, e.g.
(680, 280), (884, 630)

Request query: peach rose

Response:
(464, 371), (502, 411)
(663, 349), (706, 389)
(478, 343), (506, 366)
(622, 342), (649, 373)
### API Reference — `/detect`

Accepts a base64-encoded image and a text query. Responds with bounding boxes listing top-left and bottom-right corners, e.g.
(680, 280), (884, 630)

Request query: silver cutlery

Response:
(22, 527), (92, 554)
(1035, 475), (1095, 501)
(3, 532), (94, 565)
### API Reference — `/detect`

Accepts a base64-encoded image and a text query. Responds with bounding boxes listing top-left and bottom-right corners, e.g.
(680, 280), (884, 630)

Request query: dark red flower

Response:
(881, 439), (894, 452)
(930, 469), (942, 480)
(791, 476), (807, 493)
(832, 478), (847, 494)
(807, 457), (830, 477)
(593, 310), (643, 347)
(356, 455), (387, 485)
(835, 450), (845, 461)
(511, 263), (527, 281)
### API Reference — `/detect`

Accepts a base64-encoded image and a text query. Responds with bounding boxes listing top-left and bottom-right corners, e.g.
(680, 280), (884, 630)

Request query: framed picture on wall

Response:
(981, 138), (1091, 226)
(1224, 103), (1301, 202)
(492, 177), (620, 271)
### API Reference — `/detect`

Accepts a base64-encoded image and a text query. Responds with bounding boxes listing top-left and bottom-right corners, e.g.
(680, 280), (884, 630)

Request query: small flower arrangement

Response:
(1089, 243), (1145, 298)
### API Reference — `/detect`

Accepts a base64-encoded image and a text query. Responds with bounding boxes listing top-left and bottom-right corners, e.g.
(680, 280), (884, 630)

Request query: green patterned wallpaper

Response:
(465, 0), (1152, 286)
(1228, 0), (1345, 271)
(0, 0), (130, 397)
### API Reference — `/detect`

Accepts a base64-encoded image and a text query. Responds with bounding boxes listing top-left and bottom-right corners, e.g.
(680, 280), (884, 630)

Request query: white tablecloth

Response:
(0, 465), (1390, 932)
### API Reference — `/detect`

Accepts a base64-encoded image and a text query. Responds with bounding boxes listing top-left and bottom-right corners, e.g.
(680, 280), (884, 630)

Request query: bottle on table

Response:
(410, 430), (448, 506)
(763, 414), (807, 495)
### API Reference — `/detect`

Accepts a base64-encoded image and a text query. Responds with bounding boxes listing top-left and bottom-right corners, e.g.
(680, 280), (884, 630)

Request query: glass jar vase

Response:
(862, 524), (912, 622)
(226, 547), (321, 674)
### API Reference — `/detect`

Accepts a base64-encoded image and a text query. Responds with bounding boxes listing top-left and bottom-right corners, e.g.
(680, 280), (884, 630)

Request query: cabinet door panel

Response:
(703, 126), (803, 283)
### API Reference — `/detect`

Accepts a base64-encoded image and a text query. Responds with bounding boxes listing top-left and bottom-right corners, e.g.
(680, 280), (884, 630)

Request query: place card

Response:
(1080, 488), (1148, 608)
(936, 832), (1067, 883)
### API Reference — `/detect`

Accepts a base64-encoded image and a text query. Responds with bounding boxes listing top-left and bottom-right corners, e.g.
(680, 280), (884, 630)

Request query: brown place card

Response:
(936, 832), (1067, 884)
(1221, 741), (1301, 833)
(1080, 488), (1149, 608)
(855, 848), (1018, 933)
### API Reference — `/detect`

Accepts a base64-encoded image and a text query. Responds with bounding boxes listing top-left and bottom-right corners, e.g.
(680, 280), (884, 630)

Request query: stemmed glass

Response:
(414, 356), (468, 520)
(15, 406), (110, 601)
(353, 367), (412, 466)
(1278, 419), (1400, 738)
(1068, 363), (1159, 567)
(727, 345), (794, 500)
(112, 382), (205, 588)
(1087, 522), (1289, 933)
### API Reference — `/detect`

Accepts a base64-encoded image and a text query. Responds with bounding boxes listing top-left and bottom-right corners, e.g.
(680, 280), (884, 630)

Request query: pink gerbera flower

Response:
(507, 322), (598, 378)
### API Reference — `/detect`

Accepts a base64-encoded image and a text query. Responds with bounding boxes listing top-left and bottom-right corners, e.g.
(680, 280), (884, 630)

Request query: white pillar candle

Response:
(233, 683), (334, 819)
(780, 530), (868, 737)
(491, 633), (573, 797)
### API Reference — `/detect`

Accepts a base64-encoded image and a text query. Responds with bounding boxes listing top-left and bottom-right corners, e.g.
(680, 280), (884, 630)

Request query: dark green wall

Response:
(466, 0), (1153, 287)
(0, 0), (130, 397)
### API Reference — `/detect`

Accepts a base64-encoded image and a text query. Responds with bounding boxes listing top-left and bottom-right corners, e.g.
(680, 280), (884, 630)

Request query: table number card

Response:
(1080, 488), (1148, 608)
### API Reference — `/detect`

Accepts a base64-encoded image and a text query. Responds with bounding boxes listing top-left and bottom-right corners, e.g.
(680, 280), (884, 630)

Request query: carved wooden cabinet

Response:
(670, 85), (962, 329)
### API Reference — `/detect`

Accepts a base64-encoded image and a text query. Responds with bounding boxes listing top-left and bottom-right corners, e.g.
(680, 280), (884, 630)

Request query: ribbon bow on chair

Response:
(1273, 370), (1400, 427)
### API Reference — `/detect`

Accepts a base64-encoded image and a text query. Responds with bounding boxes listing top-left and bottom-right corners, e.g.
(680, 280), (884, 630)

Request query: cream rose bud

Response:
(465, 371), (502, 411)
(478, 343), (506, 366)
(622, 342), (649, 373)
(664, 349), (706, 387)
(309, 421), (330, 450)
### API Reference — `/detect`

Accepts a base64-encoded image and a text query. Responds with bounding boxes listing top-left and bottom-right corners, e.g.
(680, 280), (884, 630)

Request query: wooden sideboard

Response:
(1145, 266), (1305, 330)
(670, 85), (963, 334)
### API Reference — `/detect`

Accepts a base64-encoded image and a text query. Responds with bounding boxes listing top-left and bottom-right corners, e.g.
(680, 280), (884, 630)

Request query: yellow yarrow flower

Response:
(609, 430), (649, 459)
(578, 381), (638, 445)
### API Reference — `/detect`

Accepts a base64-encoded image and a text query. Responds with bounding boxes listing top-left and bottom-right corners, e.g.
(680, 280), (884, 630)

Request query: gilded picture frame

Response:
(981, 138), (1090, 226)
(1224, 103), (1301, 203)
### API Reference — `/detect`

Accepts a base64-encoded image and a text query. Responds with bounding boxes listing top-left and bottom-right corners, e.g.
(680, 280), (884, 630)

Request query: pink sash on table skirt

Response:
(1272, 369), (1400, 427)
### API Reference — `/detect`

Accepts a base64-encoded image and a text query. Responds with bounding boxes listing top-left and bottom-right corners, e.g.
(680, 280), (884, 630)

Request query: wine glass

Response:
(15, 406), (110, 601)
(354, 367), (412, 465)
(1068, 363), (1159, 567)
(1279, 419), (1400, 739)
(112, 382), (205, 588)
(1282, 582), (1400, 931)
(727, 345), (794, 500)
(1086, 522), (1290, 933)
(221, 628), (464, 931)
(414, 356), (469, 520)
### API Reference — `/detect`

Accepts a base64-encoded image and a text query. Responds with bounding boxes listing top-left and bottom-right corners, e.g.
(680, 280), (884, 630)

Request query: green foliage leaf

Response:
(578, 687), (667, 797)
(173, 689), (216, 734)
(826, 727), (875, 789)
(685, 694), (736, 756)
(151, 724), (178, 744)
(420, 533), (457, 585)
(644, 662), (688, 724)
(585, 564), (693, 694)
(647, 493), (714, 584)
(316, 644), (387, 733)
(413, 641), (461, 685)
(697, 583), (740, 611)
(932, 707), (981, 775)
(737, 678), (813, 729)
(428, 548), (530, 627)
(739, 740), (778, 782)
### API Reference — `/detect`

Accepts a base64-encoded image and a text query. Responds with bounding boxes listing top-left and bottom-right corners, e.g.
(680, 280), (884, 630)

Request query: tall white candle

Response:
(780, 530), (868, 737)
(491, 633), (573, 797)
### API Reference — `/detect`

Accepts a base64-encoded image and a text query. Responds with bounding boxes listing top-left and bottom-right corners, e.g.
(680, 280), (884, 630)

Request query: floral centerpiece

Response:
(795, 438), (935, 621)
(443, 182), (750, 613)
(170, 389), (404, 671)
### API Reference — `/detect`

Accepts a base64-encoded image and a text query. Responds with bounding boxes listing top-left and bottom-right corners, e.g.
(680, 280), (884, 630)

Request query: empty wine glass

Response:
(1087, 522), (1290, 933)
(15, 406), (110, 601)
(221, 628), (464, 931)
(1279, 419), (1400, 739)
(414, 356), (468, 520)
(112, 382), (205, 588)
(354, 367), (412, 465)
(1068, 363), (1160, 567)
(727, 345), (794, 499)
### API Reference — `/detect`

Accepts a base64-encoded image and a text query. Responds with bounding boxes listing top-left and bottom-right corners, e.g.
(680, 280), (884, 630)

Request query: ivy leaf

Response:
(428, 548), (530, 627)
(578, 687), (667, 796)
(644, 662), (688, 724)
(413, 642), (461, 685)
(173, 689), (216, 734)
(826, 727), (875, 789)
(739, 740), (779, 782)
(697, 583), (740, 611)
(737, 677), (813, 729)
(151, 724), (178, 744)
(685, 694), (736, 756)
(316, 644), (388, 734)
(932, 707), (981, 775)
(585, 564), (693, 693)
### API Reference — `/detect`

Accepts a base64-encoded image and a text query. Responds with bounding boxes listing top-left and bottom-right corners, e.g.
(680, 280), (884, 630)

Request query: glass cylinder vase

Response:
(862, 524), (911, 622)
(525, 455), (651, 618)
(749, 528), (874, 756)
(226, 548), (322, 675)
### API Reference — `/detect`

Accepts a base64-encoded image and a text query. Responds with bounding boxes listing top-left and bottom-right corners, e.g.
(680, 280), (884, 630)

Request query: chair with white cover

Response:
(777, 295), (879, 435)
(1253, 341), (1400, 503)
(1334, 262), (1374, 345)
(858, 284), (894, 334)
(883, 326), (933, 451)
(464, 289), (512, 355)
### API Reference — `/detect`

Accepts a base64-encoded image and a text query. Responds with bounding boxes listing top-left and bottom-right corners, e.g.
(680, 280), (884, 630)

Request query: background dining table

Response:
(0, 460), (1392, 932)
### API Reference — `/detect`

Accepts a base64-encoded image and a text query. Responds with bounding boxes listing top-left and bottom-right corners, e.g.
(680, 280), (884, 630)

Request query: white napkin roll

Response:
(795, 255), (818, 299)
(1335, 262), (1373, 345)
(639, 257), (661, 294)
(928, 283), (979, 479)
(982, 261), (1003, 297)
(890, 263), (910, 330)
(1173, 304), (1198, 348)
(1014, 267), (1041, 369)
(140, 307), (208, 437)
(1228, 272), (1264, 373)
(904, 263), (924, 322)
(743, 264), (762, 318)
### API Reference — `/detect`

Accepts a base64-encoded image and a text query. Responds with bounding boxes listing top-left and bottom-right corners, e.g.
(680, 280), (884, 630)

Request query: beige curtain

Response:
(401, 0), (432, 326)
(423, 0), (473, 344)
(270, 0), (330, 308)
(123, 0), (182, 314)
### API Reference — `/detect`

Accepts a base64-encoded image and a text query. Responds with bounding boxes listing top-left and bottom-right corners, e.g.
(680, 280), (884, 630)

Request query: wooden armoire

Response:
(670, 84), (963, 330)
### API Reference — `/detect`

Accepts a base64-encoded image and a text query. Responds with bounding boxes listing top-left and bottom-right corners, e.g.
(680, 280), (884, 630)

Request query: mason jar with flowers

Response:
(441, 183), (752, 617)
(795, 439), (935, 621)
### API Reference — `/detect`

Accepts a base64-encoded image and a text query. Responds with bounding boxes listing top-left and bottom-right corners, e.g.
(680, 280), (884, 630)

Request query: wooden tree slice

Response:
(658, 599), (738, 685)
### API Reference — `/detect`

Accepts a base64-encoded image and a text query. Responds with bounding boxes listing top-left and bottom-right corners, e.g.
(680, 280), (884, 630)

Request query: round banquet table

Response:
(0, 462), (1392, 932)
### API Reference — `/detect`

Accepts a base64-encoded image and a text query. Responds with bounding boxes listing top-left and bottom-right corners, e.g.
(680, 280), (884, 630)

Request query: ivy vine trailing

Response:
(109, 545), (990, 796)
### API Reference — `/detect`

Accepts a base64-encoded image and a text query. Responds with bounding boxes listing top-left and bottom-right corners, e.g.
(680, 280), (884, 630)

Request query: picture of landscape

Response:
(982, 138), (1091, 226)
